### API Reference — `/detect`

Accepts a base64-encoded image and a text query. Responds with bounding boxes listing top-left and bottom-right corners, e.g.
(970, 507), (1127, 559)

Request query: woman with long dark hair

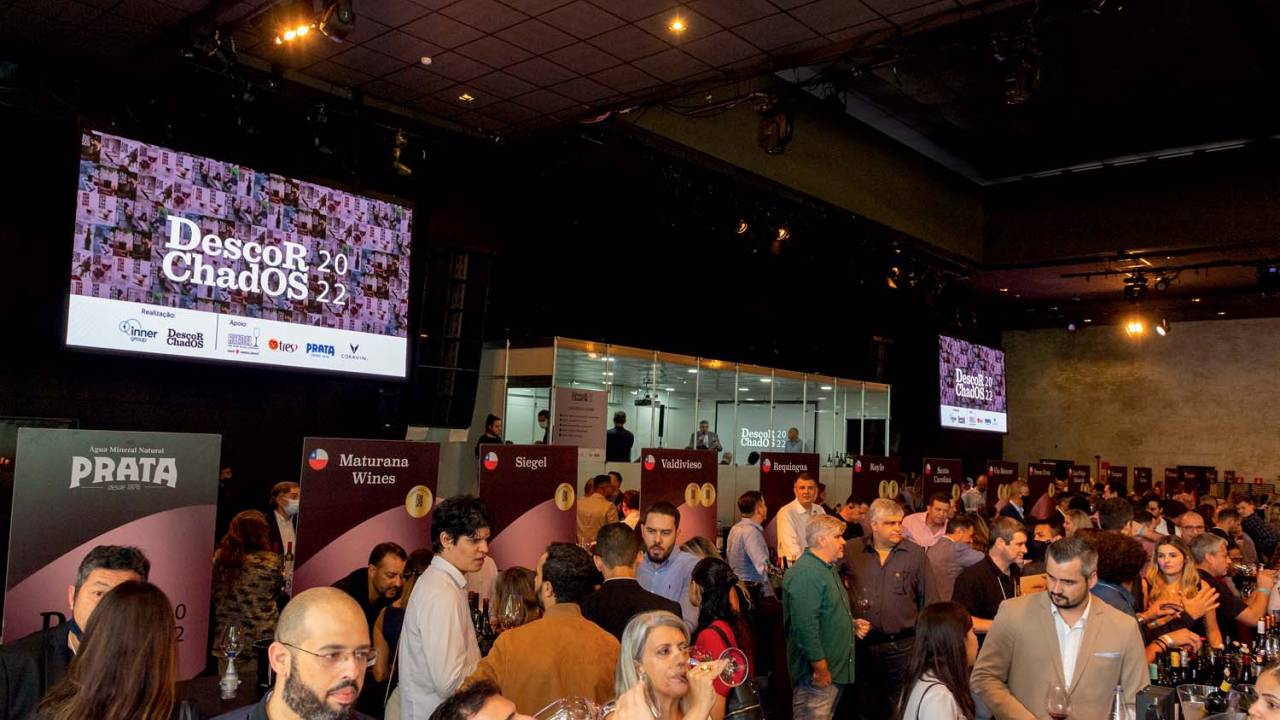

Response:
(210, 509), (284, 679)
(895, 602), (978, 720)
(689, 557), (752, 720)
(36, 581), (186, 720)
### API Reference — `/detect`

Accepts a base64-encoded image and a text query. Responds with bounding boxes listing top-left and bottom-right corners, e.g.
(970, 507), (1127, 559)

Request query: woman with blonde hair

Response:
(1142, 535), (1222, 648)
(613, 611), (723, 720)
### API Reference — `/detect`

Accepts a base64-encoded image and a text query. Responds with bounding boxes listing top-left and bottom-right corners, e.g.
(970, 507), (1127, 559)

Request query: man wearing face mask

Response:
(535, 410), (550, 445)
(0, 545), (150, 720)
(268, 481), (300, 556)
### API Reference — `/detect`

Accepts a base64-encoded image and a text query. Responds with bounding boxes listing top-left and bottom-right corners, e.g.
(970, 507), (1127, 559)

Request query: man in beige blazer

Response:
(971, 537), (1148, 719)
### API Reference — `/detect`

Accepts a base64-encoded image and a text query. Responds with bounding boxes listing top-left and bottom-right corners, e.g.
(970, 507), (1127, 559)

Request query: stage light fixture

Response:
(776, 226), (790, 241)
(1124, 319), (1146, 337)
(886, 266), (901, 289)
(318, 0), (356, 40)
(1155, 318), (1170, 337)
(669, 17), (686, 33)
(391, 129), (412, 177)
(736, 220), (749, 235)
(274, 21), (314, 45)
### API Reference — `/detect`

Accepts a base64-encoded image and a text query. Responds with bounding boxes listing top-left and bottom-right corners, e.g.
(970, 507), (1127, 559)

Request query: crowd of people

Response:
(9, 468), (1280, 720)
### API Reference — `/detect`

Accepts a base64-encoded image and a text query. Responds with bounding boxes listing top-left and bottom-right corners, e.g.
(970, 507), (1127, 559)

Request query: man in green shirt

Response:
(783, 514), (870, 720)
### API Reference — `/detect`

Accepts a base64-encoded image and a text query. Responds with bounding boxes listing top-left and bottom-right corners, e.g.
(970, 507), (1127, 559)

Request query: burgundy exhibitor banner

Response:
(479, 444), (577, 571)
(986, 461), (1019, 508)
(1027, 463), (1056, 507)
(640, 449), (716, 546)
(293, 438), (439, 594)
(1106, 466), (1128, 492)
(852, 456), (901, 503)
(1134, 467), (1153, 495)
(4, 428), (219, 679)
(923, 458), (963, 504)
(1069, 465), (1091, 493)
(759, 452), (820, 550)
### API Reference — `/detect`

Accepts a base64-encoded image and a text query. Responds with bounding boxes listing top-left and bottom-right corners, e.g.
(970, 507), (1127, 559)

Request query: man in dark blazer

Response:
(0, 545), (149, 719)
(266, 481), (299, 555)
(581, 523), (681, 639)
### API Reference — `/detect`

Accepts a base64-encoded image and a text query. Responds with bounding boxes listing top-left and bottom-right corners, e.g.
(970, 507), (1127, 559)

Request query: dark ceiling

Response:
(786, 0), (1280, 183)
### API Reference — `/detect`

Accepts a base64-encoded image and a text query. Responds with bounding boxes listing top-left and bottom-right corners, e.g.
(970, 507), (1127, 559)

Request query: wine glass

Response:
(535, 674), (662, 720)
(1046, 684), (1070, 720)
(689, 647), (750, 687)
(499, 595), (526, 631)
(215, 625), (243, 660)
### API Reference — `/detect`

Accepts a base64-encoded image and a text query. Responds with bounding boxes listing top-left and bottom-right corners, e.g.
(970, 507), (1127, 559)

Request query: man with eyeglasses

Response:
(213, 587), (375, 719)
(1177, 511), (1207, 542)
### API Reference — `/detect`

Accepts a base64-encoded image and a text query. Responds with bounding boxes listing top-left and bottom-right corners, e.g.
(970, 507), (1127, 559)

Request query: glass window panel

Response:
(812, 377), (838, 464)
(656, 352), (698, 449)
(733, 364), (775, 461)
(604, 345), (658, 449)
(770, 369), (808, 454)
(695, 359), (737, 461)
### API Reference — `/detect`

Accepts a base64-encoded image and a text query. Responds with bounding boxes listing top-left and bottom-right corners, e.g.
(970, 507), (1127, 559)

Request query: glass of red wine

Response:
(1046, 684), (1070, 720)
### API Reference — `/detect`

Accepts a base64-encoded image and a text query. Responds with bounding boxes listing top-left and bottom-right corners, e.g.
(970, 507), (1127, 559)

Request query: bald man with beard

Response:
(214, 587), (375, 720)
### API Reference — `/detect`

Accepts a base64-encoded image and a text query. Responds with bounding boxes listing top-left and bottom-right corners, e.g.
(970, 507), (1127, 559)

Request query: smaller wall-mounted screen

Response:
(67, 129), (412, 378)
(938, 335), (1007, 433)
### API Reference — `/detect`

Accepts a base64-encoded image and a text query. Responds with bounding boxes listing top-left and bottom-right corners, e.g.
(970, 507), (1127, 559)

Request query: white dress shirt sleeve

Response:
(777, 504), (803, 563)
(414, 578), (478, 701)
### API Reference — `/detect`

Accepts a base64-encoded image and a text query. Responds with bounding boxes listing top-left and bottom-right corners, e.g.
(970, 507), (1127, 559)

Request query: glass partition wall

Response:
(528, 337), (889, 466)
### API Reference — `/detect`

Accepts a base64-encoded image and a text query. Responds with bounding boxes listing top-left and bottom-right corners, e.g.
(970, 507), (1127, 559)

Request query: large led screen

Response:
(939, 335), (1007, 433)
(67, 130), (411, 378)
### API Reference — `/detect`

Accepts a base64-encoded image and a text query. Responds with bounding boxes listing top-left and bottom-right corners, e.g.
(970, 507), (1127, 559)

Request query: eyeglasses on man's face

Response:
(280, 641), (377, 669)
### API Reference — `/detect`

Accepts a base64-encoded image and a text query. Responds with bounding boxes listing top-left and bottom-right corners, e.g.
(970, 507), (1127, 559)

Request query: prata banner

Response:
(1069, 465), (1091, 493)
(758, 452), (820, 550)
(1027, 463), (1057, 508)
(851, 455), (901, 503)
(923, 458), (963, 504)
(639, 449), (716, 545)
(4, 428), (219, 679)
(986, 461), (1019, 508)
(1106, 466), (1128, 493)
(478, 444), (576, 571)
(551, 387), (607, 462)
(1133, 467), (1153, 494)
(1134, 467), (1153, 495)
(293, 438), (439, 593)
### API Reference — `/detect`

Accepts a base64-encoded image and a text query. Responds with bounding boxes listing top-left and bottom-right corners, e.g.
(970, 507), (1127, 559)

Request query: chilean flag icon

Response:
(308, 448), (329, 471)
(482, 451), (499, 471)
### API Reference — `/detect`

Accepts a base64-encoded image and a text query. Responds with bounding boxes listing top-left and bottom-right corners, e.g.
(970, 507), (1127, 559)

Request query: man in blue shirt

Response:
(728, 491), (773, 598)
(636, 501), (699, 628)
(782, 427), (804, 453)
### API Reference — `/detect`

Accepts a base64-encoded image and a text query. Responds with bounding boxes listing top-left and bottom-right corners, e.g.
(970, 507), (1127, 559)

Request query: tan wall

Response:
(626, 96), (985, 262)
(1002, 317), (1280, 481)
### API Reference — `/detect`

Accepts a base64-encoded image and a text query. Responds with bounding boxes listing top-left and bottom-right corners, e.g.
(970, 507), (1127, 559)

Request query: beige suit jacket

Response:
(971, 591), (1148, 719)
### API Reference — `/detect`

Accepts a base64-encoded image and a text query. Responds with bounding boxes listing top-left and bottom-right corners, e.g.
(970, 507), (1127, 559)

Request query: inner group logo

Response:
(308, 448), (329, 471)
(482, 451), (499, 471)
(118, 318), (158, 343)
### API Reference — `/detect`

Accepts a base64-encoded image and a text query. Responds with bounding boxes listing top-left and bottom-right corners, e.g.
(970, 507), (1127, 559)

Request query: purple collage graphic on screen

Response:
(938, 335), (1008, 433)
(70, 130), (411, 337)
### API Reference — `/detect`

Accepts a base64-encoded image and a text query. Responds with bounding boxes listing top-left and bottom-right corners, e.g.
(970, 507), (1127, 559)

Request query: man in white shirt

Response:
(776, 473), (824, 563)
(400, 496), (493, 720)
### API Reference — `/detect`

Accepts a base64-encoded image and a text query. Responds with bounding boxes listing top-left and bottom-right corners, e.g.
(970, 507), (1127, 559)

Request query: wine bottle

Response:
(282, 541), (294, 596)
(1107, 685), (1126, 720)
(1206, 667), (1232, 713)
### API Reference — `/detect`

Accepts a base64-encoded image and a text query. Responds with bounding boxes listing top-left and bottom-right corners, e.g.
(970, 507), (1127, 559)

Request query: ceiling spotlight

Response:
(317, 0), (356, 41)
(999, 287), (1009, 293)
(886, 266), (901, 289)
(738, 387), (749, 391)
(820, 385), (833, 390)
(275, 20), (314, 45)
(458, 92), (475, 102)
(1191, 297), (1201, 303)
(1083, 318), (1093, 324)
(1124, 319), (1146, 337)
(776, 226), (790, 241)
(669, 17), (686, 33)
(1217, 310), (1227, 316)
(759, 378), (772, 383)
(1123, 273), (1149, 301)
(1155, 318), (1170, 337)
(686, 368), (698, 374)
(736, 220), (749, 235)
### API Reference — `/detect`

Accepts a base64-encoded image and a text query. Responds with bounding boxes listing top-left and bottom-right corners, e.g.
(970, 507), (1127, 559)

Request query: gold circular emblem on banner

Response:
(889, 480), (900, 497)
(405, 485), (433, 518)
(952, 484), (962, 500)
(701, 483), (717, 508)
(1048, 484), (1057, 498)
(997, 483), (1009, 500)
(555, 483), (575, 511)
(685, 483), (701, 507)
(878, 480), (889, 498)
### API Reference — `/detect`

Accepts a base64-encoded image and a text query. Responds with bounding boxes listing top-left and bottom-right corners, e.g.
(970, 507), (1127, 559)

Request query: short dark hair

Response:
(614, 411), (627, 424)
(591, 474), (611, 491)
(738, 491), (764, 516)
(1098, 497), (1135, 531)
(1088, 531), (1148, 585)
(795, 472), (816, 485)
(621, 489), (640, 510)
(1046, 536), (1097, 577)
(484, 414), (501, 431)
(845, 495), (868, 507)
(991, 517), (1025, 546)
(432, 496), (492, 553)
(429, 680), (501, 720)
(642, 501), (681, 529)
(1132, 509), (1154, 524)
(74, 546), (150, 595)
(608, 471), (622, 483)
(537, 409), (549, 420)
(369, 542), (408, 566)
(1216, 508), (1241, 524)
(746, 452), (760, 465)
(270, 481), (298, 504)
(541, 542), (597, 603)
(1035, 514), (1065, 537)
(946, 515), (975, 534)
(928, 492), (951, 508)
(595, 523), (643, 568)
